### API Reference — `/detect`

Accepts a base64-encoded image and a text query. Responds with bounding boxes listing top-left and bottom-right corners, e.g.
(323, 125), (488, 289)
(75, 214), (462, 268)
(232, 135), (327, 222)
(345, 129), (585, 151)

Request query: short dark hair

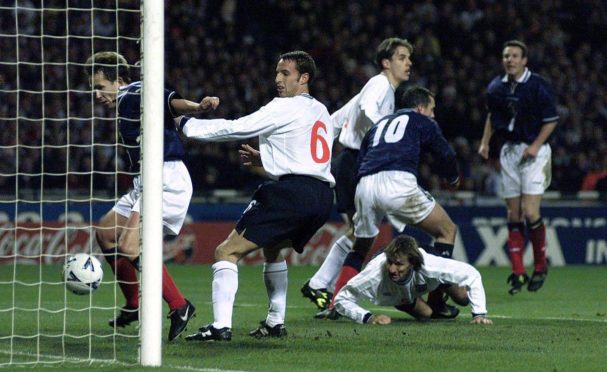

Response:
(84, 51), (131, 83)
(383, 235), (424, 271)
(503, 40), (528, 58)
(375, 37), (413, 69)
(397, 85), (434, 110)
(279, 50), (316, 83)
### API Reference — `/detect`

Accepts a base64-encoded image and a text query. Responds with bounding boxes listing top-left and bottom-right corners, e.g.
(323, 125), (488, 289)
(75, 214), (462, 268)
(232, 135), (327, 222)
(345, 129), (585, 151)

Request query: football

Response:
(63, 253), (104, 295)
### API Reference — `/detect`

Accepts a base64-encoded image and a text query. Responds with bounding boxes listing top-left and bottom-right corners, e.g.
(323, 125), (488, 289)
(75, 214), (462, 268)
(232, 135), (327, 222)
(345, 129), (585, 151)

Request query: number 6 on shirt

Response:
(311, 120), (330, 163)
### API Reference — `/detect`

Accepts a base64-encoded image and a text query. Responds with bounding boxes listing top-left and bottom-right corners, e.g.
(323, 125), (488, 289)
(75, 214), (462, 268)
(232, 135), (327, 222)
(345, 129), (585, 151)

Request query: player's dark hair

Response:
(375, 37), (413, 69)
(85, 51), (131, 83)
(279, 50), (316, 83)
(503, 40), (528, 58)
(383, 235), (424, 271)
(397, 85), (434, 110)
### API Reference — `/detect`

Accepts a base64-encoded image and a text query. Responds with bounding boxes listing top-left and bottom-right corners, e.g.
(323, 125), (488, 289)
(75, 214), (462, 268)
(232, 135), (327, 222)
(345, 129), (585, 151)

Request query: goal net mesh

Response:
(0, 0), (141, 367)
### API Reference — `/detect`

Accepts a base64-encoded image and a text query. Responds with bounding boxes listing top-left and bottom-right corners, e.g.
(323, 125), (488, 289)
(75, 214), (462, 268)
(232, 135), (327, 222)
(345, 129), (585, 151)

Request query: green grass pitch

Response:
(1, 264), (606, 371)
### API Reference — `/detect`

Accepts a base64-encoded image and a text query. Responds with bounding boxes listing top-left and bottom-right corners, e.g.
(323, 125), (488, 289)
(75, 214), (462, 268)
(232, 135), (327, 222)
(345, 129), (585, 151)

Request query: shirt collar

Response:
(501, 67), (531, 83)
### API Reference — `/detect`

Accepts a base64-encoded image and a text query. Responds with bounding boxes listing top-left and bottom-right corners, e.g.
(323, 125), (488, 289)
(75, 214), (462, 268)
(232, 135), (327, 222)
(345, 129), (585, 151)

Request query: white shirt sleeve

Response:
(334, 283), (373, 324)
(334, 256), (385, 324)
(422, 252), (488, 315)
(358, 77), (390, 124)
(182, 99), (279, 141)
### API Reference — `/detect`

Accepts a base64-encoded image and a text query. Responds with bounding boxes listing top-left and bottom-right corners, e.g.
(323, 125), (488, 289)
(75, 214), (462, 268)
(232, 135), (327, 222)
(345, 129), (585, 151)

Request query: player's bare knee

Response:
(445, 221), (457, 241)
(214, 241), (241, 263)
(524, 211), (541, 225)
(118, 233), (139, 258)
(95, 228), (116, 250)
(435, 221), (457, 242)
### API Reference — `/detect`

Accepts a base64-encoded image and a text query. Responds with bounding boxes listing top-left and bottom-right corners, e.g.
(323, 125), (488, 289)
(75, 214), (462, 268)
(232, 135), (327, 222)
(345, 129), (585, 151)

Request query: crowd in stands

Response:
(1, 0), (606, 198)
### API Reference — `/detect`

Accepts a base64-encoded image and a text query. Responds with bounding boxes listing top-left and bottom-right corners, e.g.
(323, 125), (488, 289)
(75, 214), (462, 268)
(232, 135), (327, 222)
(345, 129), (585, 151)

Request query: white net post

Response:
(0, 0), (142, 367)
(139, 0), (164, 366)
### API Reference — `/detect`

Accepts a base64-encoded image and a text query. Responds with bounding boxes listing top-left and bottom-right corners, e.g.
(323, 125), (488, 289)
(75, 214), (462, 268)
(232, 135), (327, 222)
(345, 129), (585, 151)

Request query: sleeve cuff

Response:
(472, 313), (487, 319)
(362, 312), (373, 324)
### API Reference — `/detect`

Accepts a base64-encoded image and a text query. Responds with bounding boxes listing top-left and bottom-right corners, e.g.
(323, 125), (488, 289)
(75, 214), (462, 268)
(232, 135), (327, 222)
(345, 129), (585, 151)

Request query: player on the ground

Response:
(478, 40), (558, 294)
(301, 37), (413, 311)
(86, 51), (219, 341)
(334, 235), (492, 325)
(319, 86), (461, 320)
(181, 51), (334, 341)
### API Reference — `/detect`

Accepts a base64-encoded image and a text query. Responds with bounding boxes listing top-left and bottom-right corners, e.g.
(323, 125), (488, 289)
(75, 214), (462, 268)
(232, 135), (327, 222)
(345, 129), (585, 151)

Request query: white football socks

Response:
(263, 260), (288, 327)
(211, 260), (238, 329)
(309, 235), (353, 292)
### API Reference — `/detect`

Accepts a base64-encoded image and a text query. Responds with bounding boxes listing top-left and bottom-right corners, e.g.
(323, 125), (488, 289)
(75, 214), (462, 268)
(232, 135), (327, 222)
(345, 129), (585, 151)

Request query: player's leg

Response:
(395, 297), (433, 321)
(315, 174), (383, 319)
(504, 196), (529, 293)
(414, 201), (457, 255)
(96, 209), (140, 327)
(329, 236), (375, 307)
(520, 145), (551, 291)
(444, 285), (470, 306)
(160, 161), (196, 340)
(250, 246), (289, 338)
(522, 194), (548, 291)
(500, 143), (529, 294)
(186, 229), (260, 342)
(303, 214), (354, 310)
(303, 150), (357, 307)
(413, 202), (459, 317)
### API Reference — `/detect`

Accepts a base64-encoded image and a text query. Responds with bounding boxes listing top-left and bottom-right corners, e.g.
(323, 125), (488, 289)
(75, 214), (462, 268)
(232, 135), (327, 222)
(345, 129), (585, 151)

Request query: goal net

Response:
(0, 0), (145, 367)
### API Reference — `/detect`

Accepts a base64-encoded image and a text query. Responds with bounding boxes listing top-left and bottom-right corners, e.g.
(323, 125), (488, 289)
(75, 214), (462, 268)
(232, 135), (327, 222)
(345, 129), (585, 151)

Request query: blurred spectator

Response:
(1, 0), (606, 198)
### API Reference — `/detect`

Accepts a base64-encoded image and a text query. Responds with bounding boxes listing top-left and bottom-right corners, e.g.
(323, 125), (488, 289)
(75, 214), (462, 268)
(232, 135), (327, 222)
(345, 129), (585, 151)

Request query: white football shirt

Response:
(334, 250), (488, 324)
(182, 94), (335, 186)
(333, 73), (395, 150)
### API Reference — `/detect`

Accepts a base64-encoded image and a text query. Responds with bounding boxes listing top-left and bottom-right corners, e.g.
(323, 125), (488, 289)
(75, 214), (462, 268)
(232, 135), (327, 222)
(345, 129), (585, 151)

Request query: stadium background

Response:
(1, 0), (606, 266)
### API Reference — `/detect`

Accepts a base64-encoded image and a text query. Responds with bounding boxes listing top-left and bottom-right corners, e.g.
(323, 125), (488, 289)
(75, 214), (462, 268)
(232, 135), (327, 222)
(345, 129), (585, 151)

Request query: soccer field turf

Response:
(1, 264), (606, 371)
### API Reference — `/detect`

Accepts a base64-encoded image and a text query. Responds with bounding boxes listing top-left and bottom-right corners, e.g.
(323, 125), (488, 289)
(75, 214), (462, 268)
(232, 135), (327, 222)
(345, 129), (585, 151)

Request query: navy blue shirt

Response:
(357, 109), (458, 183)
(486, 68), (559, 144)
(116, 81), (186, 173)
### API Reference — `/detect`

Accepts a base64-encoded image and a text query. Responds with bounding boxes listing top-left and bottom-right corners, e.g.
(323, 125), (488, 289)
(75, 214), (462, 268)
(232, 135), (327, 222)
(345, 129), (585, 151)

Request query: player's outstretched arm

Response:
(171, 96), (220, 114)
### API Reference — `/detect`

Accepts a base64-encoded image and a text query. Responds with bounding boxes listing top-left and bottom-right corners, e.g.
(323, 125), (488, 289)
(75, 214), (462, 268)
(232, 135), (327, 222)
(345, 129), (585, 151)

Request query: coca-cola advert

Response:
(0, 221), (395, 266)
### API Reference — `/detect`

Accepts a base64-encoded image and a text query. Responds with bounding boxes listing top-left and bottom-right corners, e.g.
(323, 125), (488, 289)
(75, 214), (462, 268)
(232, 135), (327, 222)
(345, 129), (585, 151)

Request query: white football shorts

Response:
(353, 170), (435, 238)
(113, 160), (193, 235)
(500, 142), (552, 198)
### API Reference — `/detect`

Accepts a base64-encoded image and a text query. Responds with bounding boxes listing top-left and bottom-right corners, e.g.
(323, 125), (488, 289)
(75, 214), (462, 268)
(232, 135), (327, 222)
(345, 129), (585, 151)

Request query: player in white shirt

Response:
(181, 51), (335, 341)
(334, 235), (492, 325)
(301, 37), (414, 311)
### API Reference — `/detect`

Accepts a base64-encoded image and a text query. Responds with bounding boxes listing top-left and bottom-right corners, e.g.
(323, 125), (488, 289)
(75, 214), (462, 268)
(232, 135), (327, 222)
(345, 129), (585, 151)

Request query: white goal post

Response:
(140, 0), (164, 367)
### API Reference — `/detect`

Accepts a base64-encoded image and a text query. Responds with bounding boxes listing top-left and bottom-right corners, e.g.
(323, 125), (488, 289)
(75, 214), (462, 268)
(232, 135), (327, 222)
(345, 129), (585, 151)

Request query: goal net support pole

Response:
(140, 0), (164, 366)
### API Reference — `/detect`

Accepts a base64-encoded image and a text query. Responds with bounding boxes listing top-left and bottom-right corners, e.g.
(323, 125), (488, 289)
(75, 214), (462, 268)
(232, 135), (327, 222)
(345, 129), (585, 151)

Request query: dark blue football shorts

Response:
(235, 175), (333, 253)
(331, 148), (359, 214)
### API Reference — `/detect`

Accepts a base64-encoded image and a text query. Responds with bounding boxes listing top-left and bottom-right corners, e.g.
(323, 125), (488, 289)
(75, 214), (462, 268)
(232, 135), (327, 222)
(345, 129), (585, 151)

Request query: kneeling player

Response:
(334, 235), (493, 325)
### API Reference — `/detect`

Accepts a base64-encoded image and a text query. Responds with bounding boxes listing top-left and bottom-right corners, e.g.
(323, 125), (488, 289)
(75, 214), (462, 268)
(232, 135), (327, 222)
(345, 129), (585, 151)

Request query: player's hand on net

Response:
(199, 96), (220, 112)
(239, 144), (262, 166)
